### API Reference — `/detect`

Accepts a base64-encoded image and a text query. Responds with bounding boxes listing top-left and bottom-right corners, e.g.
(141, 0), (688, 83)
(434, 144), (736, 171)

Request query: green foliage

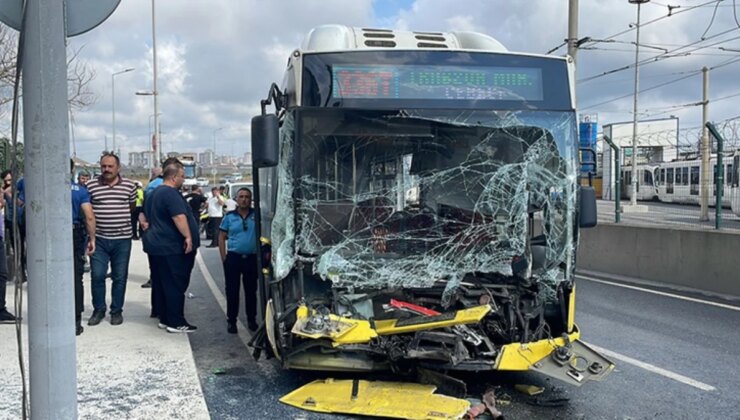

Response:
(0, 138), (24, 173)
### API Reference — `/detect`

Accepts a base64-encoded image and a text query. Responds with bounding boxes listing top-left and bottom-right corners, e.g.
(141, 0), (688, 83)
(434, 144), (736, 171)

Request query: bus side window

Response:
(733, 156), (740, 187)
(682, 167), (689, 185)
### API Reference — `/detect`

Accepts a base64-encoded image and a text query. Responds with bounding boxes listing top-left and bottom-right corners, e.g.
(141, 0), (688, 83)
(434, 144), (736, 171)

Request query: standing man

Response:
(0, 187), (17, 323)
(2, 171), (27, 282)
(206, 186), (224, 247)
(86, 152), (138, 326)
(143, 159), (200, 333)
(131, 181), (144, 240)
(145, 167), (163, 197)
(184, 185), (207, 219)
(71, 159), (96, 335)
(218, 187), (258, 333)
(77, 170), (91, 185)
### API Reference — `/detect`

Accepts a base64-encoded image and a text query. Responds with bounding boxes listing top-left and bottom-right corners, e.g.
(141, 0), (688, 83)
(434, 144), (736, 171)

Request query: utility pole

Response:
(23, 0), (77, 417)
(567, 0), (579, 62)
(151, 0), (160, 167)
(700, 66), (710, 221)
(111, 68), (134, 154)
(627, 0), (650, 211)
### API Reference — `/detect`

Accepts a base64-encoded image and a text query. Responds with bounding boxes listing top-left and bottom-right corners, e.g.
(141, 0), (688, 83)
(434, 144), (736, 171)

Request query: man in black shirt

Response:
(142, 159), (200, 333)
(184, 185), (207, 219)
(185, 185), (207, 240)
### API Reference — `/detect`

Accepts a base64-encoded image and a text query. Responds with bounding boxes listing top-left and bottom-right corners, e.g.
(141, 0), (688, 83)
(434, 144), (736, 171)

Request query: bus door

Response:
(667, 168), (674, 194)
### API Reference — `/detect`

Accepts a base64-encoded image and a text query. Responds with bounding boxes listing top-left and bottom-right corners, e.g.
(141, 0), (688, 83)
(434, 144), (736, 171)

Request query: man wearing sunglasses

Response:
(218, 187), (258, 334)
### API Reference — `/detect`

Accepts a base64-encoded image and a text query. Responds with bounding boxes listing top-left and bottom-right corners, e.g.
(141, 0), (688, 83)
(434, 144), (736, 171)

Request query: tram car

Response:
(620, 165), (658, 201)
(653, 156), (733, 207)
(620, 157), (735, 208)
(731, 152), (740, 216)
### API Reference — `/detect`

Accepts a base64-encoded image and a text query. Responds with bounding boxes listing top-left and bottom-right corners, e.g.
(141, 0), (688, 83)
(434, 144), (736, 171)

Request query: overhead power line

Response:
(578, 29), (740, 83)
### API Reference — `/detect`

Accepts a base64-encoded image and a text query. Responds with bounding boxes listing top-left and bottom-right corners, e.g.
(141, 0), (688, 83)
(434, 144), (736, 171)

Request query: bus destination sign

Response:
(332, 65), (543, 101)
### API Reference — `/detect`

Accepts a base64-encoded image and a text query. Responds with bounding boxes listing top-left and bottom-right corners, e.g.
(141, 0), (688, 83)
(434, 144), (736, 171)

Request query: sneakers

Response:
(227, 321), (237, 334)
(247, 320), (258, 332)
(166, 324), (197, 333)
(75, 320), (84, 336)
(110, 313), (123, 326)
(157, 322), (167, 330)
(0, 308), (17, 324)
(87, 310), (105, 326)
(141, 280), (152, 289)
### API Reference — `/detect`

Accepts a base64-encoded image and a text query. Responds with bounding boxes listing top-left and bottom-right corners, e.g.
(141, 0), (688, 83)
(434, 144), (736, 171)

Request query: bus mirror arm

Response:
(260, 83), (287, 116)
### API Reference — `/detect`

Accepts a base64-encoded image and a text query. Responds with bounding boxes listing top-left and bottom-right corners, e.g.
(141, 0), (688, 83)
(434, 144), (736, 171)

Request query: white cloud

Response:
(14, 0), (734, 162)
(444, 15), (479, 33)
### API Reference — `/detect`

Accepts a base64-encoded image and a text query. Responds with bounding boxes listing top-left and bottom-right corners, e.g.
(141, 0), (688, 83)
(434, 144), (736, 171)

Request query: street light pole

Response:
(629, 0), (649, 208)
(111, 67), (134, 154)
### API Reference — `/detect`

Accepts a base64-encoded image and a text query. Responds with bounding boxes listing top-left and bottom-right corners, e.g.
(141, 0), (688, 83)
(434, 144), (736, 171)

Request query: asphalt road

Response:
(186, 245), (740, 420)
(597, 199), (740, 232)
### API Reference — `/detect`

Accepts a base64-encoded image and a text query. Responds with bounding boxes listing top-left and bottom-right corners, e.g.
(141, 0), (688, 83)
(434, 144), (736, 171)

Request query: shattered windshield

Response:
(273, 109), (577, 295)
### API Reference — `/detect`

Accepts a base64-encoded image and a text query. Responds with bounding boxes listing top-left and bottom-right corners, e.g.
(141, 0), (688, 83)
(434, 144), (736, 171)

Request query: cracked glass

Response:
(272, 108), (577, 303)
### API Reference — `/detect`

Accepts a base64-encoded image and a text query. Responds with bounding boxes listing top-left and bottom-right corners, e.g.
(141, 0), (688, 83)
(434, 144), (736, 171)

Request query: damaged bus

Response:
(248, 25), (613, 387)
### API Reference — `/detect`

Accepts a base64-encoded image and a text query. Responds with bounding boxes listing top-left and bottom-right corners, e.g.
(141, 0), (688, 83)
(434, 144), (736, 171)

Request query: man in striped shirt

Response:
(86, 153), (138, 326)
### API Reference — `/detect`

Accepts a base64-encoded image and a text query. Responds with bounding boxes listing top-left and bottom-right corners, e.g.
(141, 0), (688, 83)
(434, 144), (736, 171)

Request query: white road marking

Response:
(586, 343), (716, 392)
(195, 252), (253, 349)
(576, 274), (740, 312)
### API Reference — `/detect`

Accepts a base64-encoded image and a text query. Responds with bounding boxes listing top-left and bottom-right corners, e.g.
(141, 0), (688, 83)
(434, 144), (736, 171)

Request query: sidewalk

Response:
(0, 241), (210, 419)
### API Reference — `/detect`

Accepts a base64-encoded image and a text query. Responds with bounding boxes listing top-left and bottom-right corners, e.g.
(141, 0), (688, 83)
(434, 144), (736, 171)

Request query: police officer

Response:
(71, 159), (96, 335)
(218, 187), (258, 333)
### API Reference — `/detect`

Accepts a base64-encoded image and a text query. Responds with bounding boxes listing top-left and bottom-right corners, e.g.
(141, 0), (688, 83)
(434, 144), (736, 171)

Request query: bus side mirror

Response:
(251, 114), (279, 168)
(579, 186), (597, 228)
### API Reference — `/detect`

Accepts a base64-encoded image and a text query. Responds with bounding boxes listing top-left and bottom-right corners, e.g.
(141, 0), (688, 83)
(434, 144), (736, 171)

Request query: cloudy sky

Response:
(11, 0), (740, 163)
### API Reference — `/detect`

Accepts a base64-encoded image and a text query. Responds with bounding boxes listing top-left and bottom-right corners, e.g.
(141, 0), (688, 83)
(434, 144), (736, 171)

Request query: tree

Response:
(0, 24), (97, 118)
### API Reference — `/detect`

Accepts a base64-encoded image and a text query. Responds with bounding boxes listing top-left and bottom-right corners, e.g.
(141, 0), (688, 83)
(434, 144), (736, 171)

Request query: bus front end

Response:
(251, 26), (612, 387)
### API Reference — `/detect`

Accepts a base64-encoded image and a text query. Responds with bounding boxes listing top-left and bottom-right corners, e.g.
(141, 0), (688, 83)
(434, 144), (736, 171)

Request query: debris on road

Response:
(482, 389), (504, 419)
(280, 378), (470, 419)
(514, 384), (545, 396)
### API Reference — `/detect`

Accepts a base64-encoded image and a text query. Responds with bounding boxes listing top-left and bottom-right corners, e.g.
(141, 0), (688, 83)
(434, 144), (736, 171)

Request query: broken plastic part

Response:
(514, 384), (545, 396)
(280, 378), (471, 420)
(271, 109), (578, 302)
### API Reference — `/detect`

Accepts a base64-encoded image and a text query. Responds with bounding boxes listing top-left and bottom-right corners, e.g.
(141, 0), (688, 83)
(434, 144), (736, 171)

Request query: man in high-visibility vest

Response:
(132, 181), (145, 240)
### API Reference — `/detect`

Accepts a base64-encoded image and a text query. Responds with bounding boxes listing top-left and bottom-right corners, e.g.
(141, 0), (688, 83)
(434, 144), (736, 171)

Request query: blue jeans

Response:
(90, 236), (132, 314)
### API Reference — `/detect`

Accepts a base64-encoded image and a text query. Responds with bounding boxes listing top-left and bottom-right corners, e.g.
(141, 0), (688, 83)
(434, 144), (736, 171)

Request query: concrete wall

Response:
(577, 223), (740, 299)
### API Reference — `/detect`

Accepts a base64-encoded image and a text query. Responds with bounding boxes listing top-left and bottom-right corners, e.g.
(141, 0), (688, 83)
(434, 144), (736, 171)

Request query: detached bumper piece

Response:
(280, 378), (470, 420)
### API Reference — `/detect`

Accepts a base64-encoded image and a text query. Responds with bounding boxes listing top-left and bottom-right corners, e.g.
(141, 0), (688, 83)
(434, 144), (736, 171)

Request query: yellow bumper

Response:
(494, 328), (581, 371)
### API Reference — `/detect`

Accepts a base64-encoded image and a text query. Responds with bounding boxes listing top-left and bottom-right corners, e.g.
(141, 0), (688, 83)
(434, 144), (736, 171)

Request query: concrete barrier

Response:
(577, 223), (740, 299)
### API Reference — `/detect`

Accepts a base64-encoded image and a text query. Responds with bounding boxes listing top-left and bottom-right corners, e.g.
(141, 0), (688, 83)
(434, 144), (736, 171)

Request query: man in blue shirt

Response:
(71, 159), (96, 335)
(145, 167), (163, 198)
(218, 187), (258, 333)
(142, 159), (200, 333)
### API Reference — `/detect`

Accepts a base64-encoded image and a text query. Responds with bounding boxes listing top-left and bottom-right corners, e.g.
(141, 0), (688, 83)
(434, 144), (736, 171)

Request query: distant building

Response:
(199, 149), (215, 166)
(128, 151), (155, 168)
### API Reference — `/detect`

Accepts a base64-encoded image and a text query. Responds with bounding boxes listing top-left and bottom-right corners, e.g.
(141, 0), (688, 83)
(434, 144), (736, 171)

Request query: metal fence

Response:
(597, 123), (740, 232)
